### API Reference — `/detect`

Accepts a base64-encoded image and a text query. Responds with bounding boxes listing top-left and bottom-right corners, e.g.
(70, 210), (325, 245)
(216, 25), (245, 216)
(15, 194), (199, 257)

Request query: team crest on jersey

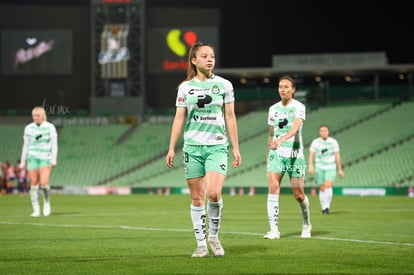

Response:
(210, 85), (220, 94)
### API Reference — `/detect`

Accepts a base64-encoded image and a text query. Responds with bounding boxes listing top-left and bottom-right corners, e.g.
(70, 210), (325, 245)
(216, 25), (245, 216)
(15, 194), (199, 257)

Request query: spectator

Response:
(16, 159), (29, 196)
(0, 161), (5, 195)
(5, 160), (16, 194)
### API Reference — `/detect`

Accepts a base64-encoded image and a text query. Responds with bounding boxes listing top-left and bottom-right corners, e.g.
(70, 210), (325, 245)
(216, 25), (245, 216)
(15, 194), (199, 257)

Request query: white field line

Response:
(1, 221), (413, 247)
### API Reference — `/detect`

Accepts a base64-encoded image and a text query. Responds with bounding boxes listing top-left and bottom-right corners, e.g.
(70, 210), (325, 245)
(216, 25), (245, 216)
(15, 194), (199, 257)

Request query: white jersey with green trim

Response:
(20, 121), (58, 165)
(267, 99), (306, 158)
(176, 74), (234, 146)
(309, 136), (340, 170)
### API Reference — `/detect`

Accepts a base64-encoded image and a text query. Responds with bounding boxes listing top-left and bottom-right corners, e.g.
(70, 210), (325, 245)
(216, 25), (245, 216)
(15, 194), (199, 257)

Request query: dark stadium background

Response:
(0, 0), (413, 112)
(2, 0), (413, 67)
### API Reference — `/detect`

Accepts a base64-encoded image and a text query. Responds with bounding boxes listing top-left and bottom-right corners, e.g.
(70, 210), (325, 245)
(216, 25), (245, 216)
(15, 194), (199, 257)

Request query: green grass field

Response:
(0, 194), (413, 274)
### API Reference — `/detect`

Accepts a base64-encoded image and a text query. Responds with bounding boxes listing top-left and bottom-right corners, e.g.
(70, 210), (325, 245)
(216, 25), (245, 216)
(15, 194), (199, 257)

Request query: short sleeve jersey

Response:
(267, 99), (306, 158)
(176, 74), (235, 146)
(23, 121), (58, 162)
(309, 136), (340, 170)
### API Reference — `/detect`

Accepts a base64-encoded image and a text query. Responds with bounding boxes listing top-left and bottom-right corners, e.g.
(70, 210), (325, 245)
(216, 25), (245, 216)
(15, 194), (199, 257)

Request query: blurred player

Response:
(309, 124), (344, 214)
(19, 106), (58, 217)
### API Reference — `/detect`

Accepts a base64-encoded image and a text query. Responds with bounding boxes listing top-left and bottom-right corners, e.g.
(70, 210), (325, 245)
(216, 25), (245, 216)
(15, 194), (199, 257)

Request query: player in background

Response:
(166, 42), (242, 258)
(16, 159), (29, 196)
(308, 124), (344, 214)
(19, 106), (58, 217)
(264, 75), (311, 240)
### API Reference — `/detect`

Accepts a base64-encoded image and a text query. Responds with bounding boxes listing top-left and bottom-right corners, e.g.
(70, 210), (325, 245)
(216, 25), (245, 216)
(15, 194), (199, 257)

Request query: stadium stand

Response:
(0, 125), (25, 162)
(51, 124), (131, 186)
(342, 137), (414, 187)
(1, 100), (412, 190)
(105, 100), (407, 188)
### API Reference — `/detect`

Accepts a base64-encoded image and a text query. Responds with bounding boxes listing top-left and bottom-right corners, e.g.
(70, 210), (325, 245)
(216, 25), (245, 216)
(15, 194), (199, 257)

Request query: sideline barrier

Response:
(50, 186), (412, 196)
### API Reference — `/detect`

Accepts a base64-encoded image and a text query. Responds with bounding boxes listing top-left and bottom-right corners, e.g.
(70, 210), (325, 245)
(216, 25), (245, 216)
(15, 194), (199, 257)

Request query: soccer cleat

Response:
(191, 246), (209, 258)
(322, 208), (330, 215)
(301, 224), (312, 238)
(30, 211), (40, 217)
(263, 230), (281, 240)
(208, 236), (225, 257)
(43, 201), (51, 216)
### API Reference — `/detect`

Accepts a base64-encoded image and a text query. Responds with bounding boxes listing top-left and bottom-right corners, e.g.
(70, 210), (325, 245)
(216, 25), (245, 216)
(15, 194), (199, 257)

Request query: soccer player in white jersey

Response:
(264, 75), (312, 240)
(19, 106), (58, 217)
(166, 42), (242, 258)
(309, 124), (344, 214)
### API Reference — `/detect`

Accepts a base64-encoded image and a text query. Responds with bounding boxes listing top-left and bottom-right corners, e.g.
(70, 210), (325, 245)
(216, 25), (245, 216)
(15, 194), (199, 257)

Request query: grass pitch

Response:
(0, 194), (413, 274)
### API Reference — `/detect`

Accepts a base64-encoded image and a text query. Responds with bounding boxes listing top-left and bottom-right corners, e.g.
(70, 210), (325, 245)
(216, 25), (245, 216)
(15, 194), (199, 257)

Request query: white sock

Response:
(30, 185), (40, 213)
(190, 204), (207, 247)
(40, 185), (51, 203)
(319, 189), (325, 210)
(326, 187), (333, 209)
(207, 198), (223, 237)
(267, 194), (279, 232)
(298, 195), (311, 226)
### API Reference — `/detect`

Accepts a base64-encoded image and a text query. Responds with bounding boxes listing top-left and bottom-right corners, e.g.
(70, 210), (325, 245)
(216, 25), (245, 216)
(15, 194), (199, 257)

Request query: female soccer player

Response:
(166, 42), (242, 258)
(20, 106), (58, 217)
(264, 75), (311, 240)
(309, 124), (344, 214)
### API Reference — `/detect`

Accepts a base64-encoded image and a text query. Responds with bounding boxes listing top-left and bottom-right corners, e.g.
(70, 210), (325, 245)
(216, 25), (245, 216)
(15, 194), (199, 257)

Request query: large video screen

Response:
(147, 26), (218, 74)
(1, 30), (72, 75)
